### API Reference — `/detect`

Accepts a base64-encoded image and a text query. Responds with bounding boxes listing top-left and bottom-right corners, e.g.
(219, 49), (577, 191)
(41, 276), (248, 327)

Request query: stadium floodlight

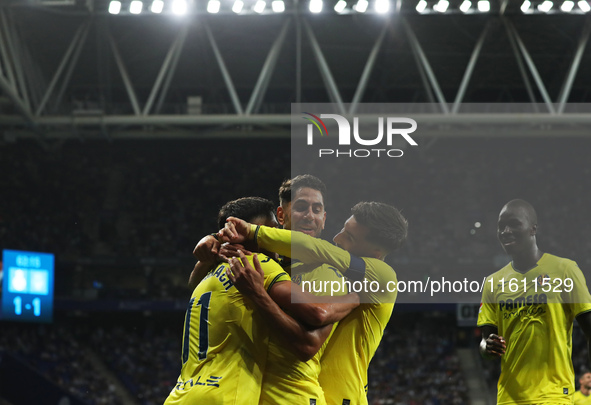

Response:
(309, 0), (322, 12)
(477, 0), (489, 11)
(460, 0), (471, 12)
(108, 0), (121, 13)
(354, 0), (368, 12)
(433, 0), (449, 12)
(375, 0), (389, 13)
(232, 0), (244, 12)
(561, 0), (575, 10)
(150, 0), (164, 12)
(520, 0), (531, 12)
(130, 0), (143, 13)
(207, 0), (220, 13)
(334, 0), (347, 12)
(416, 0), (427, 13)
(254, 0), (266, 13)
(580, 0), (591, 11)
(272, 0), (285, 12)
(172, 0), (188, 14)
(538, 0), (553, 11)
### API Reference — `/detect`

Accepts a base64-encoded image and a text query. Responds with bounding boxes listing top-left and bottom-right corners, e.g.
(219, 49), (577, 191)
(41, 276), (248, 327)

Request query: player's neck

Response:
(581, 387), (591, 396)
(511, 246), (543, 273)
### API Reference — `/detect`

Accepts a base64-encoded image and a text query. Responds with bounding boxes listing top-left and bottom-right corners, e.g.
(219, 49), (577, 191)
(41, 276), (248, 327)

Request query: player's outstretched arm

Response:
(275, 283), (359, 327)
(228, 250), (358, 326)
(227, 252), (337, 362)
(577, 311), (591, 367)
(479, 325), (506, 360)
(221, 218), (372, 283)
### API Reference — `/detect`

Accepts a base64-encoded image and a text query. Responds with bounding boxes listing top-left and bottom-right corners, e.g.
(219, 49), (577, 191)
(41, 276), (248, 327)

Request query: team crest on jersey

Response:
(536, 274), (550, 287)
(564, 388), (568, 394)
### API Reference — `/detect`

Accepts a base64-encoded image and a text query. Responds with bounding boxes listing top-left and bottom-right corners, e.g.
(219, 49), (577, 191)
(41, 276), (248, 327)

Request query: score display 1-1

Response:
(1, 249), (54, 323)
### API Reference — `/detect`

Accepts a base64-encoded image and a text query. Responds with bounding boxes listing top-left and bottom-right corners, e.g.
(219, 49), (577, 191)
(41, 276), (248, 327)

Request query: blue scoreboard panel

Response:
(1, 249), (54, 323)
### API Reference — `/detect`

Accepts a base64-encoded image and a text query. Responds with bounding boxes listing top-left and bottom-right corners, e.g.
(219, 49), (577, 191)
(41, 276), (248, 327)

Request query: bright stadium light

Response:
(129, 0), (143, 13)
(207, 0), (220, 13)
(354, 0), (368, 12)
(232, 0), (244, 12)
(334, 0), (347, 12)
(108, 0), (121, 13)
(433, 0), (449, 12)
(172, 0), (187, 14)
(309, 0), (322, 12)
(416, 0), (427, 13)
(375, 0), (389, 13)
(460, 0), (472, 12)
(150, 0), (164, 12)
(254, 0), (266, 13)
(561, 0), (575, 10)
(272, 0), (285, 12)
(579, 1), (591, 11)
(520, 0), (531, 12)
(538, 0), (553, 11)
(477, 0), (489, 11)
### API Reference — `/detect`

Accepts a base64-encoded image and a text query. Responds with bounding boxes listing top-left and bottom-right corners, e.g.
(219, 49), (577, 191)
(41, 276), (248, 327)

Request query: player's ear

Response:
(321, 212), (326, 230)
(277, 206), (285, 226)
(531, 224), (537, 236)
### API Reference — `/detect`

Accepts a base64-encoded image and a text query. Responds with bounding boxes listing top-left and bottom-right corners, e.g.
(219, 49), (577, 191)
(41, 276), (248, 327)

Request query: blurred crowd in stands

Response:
(0, 312), (468, 405)
(368, 313), (469, 404)
(0, 323), (122, 405)
(2, 138), (590, 276)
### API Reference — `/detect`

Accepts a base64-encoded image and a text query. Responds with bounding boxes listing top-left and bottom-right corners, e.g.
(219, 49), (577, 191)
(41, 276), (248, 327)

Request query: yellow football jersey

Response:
(260, 262), (347, 405)
(574, 390), (591, 405)
(253, 225), (398, 405)
(478, 253), (591, 405)
(164, 254), (289, 405)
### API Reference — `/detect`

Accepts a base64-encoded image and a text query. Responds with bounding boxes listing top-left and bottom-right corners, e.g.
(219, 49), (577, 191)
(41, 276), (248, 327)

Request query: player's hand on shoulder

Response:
(193, 235), (221, 265)
(226, 250), (266, 299)
(482, 333), (506, 359)
(218, 217), (251, 244)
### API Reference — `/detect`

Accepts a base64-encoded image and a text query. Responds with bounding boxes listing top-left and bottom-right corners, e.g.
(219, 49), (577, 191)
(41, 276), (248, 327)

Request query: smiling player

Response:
(478, 199), (591, 405)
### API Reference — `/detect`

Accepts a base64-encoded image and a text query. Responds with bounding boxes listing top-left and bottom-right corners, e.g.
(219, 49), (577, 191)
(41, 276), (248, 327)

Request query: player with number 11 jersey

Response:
(164, 254), (289, 405)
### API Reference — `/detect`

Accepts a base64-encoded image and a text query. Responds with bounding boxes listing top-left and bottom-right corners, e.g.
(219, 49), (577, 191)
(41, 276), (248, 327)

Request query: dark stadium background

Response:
(2, 1), (591, 404)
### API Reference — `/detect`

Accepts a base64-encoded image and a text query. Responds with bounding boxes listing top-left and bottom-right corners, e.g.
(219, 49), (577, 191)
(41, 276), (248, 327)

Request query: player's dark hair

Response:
(278, 174), (327, 207)
(351, 201), (408, 253)
(217, 197), (276, 229)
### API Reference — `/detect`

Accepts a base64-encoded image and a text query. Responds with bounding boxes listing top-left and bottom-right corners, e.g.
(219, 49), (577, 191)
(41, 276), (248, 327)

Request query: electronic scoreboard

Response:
(1, 249), (54, 323)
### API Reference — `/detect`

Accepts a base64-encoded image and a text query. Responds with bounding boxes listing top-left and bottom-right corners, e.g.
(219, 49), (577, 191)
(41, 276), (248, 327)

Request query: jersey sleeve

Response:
(255, 225), (363, 278)
(255, 254), (290, 292)
(255, 226), (397, 303)
(563, 260), (591, 317)
(477, 275), (497, 327)
(363, 258), (398, 303)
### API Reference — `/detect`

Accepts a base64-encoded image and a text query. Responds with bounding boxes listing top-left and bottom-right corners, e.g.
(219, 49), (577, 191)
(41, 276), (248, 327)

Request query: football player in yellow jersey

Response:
(165, 197), (357, 405)
(193, 175), (355, 405)
(258, 175), (349, 405)
(478, 199), (591, 405)
(221, 201), (408, 405)
(575, 372), (591, 405)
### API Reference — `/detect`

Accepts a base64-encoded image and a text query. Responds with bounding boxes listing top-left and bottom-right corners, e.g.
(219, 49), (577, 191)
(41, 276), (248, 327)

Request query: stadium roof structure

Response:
(1, 0), (591, 140)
